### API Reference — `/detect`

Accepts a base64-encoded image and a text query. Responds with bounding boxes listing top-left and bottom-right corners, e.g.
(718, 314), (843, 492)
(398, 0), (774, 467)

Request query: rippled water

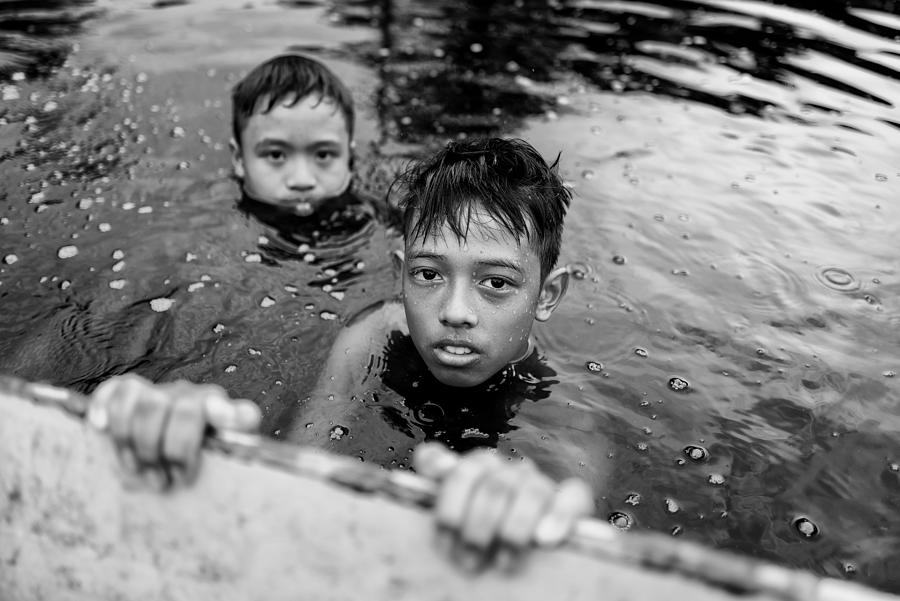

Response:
(1, 0), (899, 592)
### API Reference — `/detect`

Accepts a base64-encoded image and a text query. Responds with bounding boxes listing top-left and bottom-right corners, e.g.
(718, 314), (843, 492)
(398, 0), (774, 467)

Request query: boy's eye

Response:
(411, 268), (440, 282)
(315, 149), (337, 161)
(482, 277), (512, 291)
(264, 150), (286, 162)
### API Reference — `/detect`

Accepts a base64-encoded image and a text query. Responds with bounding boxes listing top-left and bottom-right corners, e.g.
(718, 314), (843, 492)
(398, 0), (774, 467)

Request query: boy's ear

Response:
(535, 266), (570, 322)
(229, 137), (245, 179)
(391, 249), (404, 274)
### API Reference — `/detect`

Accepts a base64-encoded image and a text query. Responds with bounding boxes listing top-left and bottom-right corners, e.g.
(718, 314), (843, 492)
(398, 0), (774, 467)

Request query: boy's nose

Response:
(439, 286), (477, 328)
(286, 159), (316, 190)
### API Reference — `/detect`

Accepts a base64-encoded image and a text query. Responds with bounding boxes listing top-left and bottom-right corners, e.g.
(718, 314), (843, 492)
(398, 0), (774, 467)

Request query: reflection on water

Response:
(0, 0), (899, 594)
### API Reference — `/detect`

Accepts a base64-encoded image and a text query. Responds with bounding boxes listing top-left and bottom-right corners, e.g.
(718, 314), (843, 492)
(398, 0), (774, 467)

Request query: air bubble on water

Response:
(150, 298), (175, 312)
(138, 206), (152, 214)
(108, 279), (126, 290)
(608, 511), (633, 530)
(98, 223), (111, 232)
(668, 376), (690, 392)
(111, 261), (125, 272)
(791, 516), (820, 539)
(470, 42), (483, 53)
(187, 282), (204, 292)
(176, 161), (190, 170)
(60, 280), (71, 290)
(171, 126), (185, 138)
(815, 267), (859, 292)
(683, 444), (709, 462)
(224, 365), (237, 373)
(665, 498), (680, 513)
(3, 254), (18, 265)
(329, 425), (348, 440)
(57, 245), (78, 259)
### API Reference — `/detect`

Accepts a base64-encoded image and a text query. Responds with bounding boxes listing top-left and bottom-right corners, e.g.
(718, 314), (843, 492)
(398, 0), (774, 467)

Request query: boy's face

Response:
(401, 206), (568, 388)
(231, 94), (351, 216)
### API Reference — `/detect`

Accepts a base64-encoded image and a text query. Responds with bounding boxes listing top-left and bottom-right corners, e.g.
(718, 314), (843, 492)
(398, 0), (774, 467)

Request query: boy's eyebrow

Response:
(407, 251), (526, 275)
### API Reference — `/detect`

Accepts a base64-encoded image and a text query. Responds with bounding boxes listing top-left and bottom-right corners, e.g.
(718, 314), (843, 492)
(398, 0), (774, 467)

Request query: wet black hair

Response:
(394, 137), (571, 279)
(231, 54), (354, 146)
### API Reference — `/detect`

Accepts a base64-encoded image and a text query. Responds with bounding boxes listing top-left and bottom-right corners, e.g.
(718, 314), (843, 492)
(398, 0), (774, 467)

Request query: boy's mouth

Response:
(292, 201), (314, 216)
(432, 341), (480, 368)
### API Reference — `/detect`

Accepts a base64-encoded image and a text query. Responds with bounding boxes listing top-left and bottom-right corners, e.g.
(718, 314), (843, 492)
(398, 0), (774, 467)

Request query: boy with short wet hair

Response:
(296, 137), (575, 440)
(229, 53), (355, 217)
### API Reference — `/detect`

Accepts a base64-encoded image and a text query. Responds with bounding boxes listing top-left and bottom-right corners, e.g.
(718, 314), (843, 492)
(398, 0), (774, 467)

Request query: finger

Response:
(102, 376), (144, 449)
(130, 390), (172, 466)
(458, 464), (520, 549)
(413, 442), (459, 481)
(497, 471), (556, 549)
(434, 450), (499, 531)
(161, 396), (206, 485)
(206, 395), (262, 433)
(534, 477), (595, 546)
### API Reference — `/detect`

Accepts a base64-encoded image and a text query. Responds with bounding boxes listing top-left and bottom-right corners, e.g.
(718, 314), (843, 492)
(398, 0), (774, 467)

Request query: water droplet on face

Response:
(585, 361), (604, 373)
(581, 169), (595, 180)
(634, 347), (648, 358)
(683, 444), (709, 462)
(665, 498), (680, 513)
(260, 295), (276, 308)
(329, 425), (348, 440)
(792, 516), (820, 539)
(625, 492), (641, 506)
(612, 255), (626, 265)
(875, 173), (887, 182)
(320, 311), (338, 321)
(608, 511), (633, 530)
(668, 376), (691, 392)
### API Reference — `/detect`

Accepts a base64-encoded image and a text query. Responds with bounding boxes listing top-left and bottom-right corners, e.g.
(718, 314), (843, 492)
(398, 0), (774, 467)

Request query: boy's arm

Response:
(288, 300), (407, 444)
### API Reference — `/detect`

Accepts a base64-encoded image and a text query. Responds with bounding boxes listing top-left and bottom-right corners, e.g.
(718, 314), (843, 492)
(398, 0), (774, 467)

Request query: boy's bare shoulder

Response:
(344, 298), (407, 332)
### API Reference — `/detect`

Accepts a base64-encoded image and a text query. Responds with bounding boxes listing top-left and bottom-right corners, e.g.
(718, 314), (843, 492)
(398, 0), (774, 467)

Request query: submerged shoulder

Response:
(330, 299), (407, 359)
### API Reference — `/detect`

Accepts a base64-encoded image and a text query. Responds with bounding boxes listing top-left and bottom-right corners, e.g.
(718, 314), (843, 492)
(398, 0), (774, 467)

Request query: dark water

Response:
(1, 0), (899, 593)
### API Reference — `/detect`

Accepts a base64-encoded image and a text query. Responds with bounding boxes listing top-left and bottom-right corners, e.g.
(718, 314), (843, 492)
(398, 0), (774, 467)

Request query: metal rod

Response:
(4, 375), (896, 601)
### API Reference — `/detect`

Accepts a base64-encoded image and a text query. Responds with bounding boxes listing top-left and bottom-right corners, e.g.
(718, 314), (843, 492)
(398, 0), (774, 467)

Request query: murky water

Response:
(1, 0), (899, 592)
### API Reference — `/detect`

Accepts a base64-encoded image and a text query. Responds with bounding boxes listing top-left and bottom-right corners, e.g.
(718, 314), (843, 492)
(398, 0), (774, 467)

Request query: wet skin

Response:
(230, 94), (351, 216)
(402, 207), (568, 388)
